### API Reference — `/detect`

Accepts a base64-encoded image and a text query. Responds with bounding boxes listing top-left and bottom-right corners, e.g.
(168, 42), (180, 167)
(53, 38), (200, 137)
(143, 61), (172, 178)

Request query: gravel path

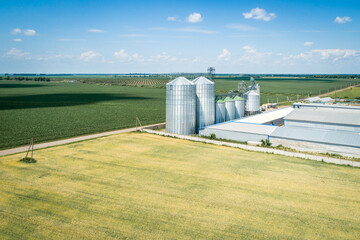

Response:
(0, 123), (165, 157)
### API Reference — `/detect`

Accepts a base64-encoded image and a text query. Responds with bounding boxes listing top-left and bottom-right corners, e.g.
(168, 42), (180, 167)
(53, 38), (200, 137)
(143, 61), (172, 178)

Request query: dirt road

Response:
(0, 123), (165, 157)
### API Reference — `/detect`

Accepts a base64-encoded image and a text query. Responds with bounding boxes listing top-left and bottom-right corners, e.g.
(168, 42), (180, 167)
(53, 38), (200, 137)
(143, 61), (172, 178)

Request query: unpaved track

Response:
(0, 123), (165, 157)
(318, 83), (360, 97)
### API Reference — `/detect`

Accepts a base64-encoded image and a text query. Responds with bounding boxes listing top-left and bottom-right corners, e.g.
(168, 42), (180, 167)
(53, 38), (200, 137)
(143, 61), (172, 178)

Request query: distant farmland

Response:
(0, 75), (359, 149)
(0, 80), (165, 149)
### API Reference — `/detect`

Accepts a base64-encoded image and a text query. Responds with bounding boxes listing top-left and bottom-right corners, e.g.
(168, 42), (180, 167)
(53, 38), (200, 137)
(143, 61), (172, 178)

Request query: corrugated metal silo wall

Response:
(215, 103), (225, 123)
(195, 83), (215, 131)
(235, 100), (245, 118)
(225, 101), (236, 121)
(166, 84), (196, 135)
(245, 91), (260, 115)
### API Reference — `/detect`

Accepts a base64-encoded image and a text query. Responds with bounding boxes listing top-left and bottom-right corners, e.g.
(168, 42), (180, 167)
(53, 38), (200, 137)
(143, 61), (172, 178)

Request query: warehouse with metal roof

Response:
(200, 105), (360, 158)
(269, 126), (360, 157)
(284, 108), (360, 132)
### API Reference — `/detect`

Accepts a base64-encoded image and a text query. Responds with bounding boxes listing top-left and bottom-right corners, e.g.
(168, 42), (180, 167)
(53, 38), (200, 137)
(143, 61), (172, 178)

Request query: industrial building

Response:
(166, 74), (359, 158)
(200, 105), (360, 158)
(200, 107), (293, 142)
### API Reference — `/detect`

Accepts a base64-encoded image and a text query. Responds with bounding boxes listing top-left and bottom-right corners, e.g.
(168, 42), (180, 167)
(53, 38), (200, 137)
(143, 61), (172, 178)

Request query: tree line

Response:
(0, 76), (51, 82)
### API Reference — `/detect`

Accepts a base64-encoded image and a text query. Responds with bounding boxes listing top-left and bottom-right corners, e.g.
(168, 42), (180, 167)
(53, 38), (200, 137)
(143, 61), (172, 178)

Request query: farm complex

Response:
(165, 74), (360, 158)
(1, 73), (360, 239)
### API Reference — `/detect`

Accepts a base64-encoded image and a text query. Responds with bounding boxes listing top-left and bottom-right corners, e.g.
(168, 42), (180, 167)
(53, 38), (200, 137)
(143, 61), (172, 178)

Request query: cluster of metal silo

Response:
(166, 75), (260, 134)
(245, 90), (260, 116)
(224, 97), (236, 121)
(234, 96), (245, 118)
(166, 76), (214, 135)
(166, 77), (196, 135)
(193, 76), (215, 132)
(215, 99), (225, 123)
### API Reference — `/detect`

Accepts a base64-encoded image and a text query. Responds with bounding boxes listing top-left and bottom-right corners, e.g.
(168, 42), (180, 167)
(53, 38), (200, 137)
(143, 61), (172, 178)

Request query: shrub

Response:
(209, 133), (216, 139)
(261, 139), (272, 147)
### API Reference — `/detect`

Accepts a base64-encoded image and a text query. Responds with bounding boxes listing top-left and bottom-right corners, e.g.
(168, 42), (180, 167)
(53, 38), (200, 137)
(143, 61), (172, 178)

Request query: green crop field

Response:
(0, 132), (359, 239)
(214, 76), (360, 103)
(328, 86), (360, 99)
(1, 76), (359, 150)
(0, 80), (165, 149)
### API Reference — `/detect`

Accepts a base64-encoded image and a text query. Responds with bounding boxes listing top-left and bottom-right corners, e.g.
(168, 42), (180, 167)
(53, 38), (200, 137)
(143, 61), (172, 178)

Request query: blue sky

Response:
(1, 0), (359, 73)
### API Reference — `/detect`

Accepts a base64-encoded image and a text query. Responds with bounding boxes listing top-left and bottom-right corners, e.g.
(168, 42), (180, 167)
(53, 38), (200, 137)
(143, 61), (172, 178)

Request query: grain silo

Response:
(193, 76), (215, 132)
(234, 95), (245, 119)
(166, 77), (196, 135)
(215, 99), (225, 123)
(245, 90), (260, 116)
(224, 96), (236, 121)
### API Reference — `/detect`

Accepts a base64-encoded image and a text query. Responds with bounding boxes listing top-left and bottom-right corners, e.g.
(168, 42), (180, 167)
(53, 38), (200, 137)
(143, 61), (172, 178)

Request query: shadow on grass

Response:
(0, 93), (152, 110)
(0, 83), (49, 88)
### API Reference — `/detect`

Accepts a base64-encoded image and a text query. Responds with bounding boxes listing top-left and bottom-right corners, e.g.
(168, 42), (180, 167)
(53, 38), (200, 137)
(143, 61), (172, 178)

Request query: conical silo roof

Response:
(192, 76), (214, 85)
(233, 95), (244, 101)
(167, 77), (194, 85)
(224, 96), (235, 102)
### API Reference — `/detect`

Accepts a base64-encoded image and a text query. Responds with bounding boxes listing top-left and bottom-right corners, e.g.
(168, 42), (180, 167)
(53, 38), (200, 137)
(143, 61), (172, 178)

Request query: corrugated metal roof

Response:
(167, 77), (193, 85)
(285, 108), (360, 126)
(292, 103), (360, 110)
(270, 126), (360, 148)
(192, 76), (214, 85)
(206, 122), (277, 135)
(236, 107), (294, 124)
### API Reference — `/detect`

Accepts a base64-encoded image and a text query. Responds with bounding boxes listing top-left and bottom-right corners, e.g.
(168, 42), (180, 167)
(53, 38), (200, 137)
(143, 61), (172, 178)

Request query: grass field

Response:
(0, 81), (165, 149)
(0, 132), (359, 239)
(1, 76), (359, 150)
(214, 76), (360, 103)
(329, 86), (360, 99)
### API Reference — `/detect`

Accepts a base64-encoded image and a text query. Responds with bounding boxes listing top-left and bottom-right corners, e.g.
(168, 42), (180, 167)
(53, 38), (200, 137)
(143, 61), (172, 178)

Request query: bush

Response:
(261, 139), (272, 147)
(209, 133), (216, 139)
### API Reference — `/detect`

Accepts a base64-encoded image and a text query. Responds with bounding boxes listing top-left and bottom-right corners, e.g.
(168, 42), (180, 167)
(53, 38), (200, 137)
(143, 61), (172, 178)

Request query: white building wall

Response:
(285, 120), (360, 132)
(270, 137), (360, 158)
(200, 128), (268, 142)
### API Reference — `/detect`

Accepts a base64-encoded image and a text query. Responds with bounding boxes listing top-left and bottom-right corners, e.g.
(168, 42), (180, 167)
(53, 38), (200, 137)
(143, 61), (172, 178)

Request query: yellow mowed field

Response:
(0, 132), (359, 239)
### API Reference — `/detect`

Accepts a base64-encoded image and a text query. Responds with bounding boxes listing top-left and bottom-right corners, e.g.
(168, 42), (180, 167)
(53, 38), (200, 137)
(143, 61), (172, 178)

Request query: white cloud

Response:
(236, 46), (272, 64)
(303, 41), (314, 47)
(78, 51), (101, 61)
(151, 27), (216, 34)
(226, 23), (258, 31)
(6, 48), (29, 58)
(284, 49), (360, 63)
(217, 48), (231, 61)
(11, 28), (22, 35)
(243, 7), (276, 21)
(243, 46), (257, 53)
(148, 52), (177, 63)
(167, 16), (176, 21)
(24, 29), (36, 36)
(13, 38), (22, 42)
(192, 56), (204, 63)
(88, 28), (105, 33)
(186, 12), (203, 23)
(114, 49), (129, 59)
(114, 49), (144, 62)
(334, 16), (352, 24)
